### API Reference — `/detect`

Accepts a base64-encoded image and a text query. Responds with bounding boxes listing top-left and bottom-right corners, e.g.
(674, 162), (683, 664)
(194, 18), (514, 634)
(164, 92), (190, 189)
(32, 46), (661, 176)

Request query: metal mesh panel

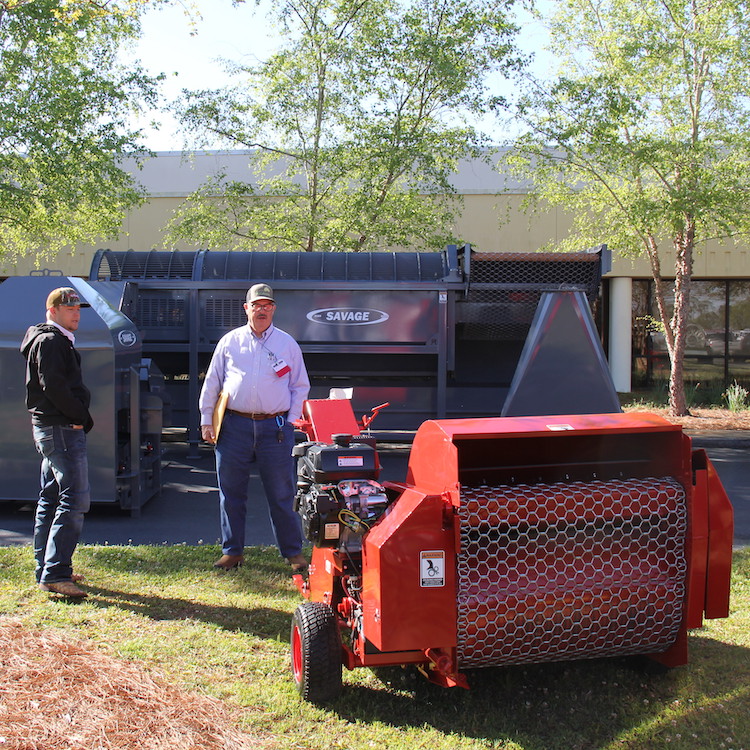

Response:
(204, 295), (246, 330)
(458, 252), (602, 341)
(298, 253), (325, 280)
(143, 251), (197, 279)
(457, 290), (542, 341)
(138, 295), (186, 328)
(192, 251), (449, 282)
(93, 250), (199, 280)
(90, 251), (119, 279)
(469, 253), (600, 290)
(456, 477), (687, 668)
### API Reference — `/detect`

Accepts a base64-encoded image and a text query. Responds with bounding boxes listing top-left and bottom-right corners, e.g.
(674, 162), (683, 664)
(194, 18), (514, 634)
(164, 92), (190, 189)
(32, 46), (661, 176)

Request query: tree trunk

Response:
(667, 222), (696, 417)
(644, 227), (694, 417)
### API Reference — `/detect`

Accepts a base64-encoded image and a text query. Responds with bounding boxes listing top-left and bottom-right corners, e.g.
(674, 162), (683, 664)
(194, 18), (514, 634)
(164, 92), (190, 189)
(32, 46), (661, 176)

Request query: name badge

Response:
(273, 358), (291, 377)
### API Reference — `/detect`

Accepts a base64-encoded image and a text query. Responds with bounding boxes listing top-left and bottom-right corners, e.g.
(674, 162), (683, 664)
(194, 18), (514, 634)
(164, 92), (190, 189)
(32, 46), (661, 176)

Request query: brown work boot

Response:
(287, 553), (308, 574)
(213, 554), (244, 571)
(39, 580), (88, 599)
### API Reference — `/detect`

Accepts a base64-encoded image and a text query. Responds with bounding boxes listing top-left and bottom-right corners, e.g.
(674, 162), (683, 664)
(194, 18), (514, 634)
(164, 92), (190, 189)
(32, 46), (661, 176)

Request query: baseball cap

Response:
(246, 283), (275, 304)
(46, 287), (90, 309)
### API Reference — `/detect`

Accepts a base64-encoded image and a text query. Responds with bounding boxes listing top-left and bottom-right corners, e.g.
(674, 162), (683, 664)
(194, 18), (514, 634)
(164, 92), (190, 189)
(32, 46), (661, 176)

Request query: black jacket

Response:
(20, 323), (94, 433)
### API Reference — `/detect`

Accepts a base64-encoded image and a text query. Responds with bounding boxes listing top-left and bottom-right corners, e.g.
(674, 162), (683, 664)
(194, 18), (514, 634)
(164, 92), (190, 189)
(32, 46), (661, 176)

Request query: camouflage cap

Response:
(46, 287), (90, 309)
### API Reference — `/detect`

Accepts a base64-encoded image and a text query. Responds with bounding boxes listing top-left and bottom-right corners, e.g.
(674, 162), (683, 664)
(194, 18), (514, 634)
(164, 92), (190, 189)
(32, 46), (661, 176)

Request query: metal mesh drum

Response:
(456, 477), (688, 668)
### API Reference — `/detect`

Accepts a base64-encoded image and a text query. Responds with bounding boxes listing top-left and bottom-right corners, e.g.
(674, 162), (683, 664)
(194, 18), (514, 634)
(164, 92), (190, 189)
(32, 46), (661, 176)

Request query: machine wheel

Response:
(291, 602), (343, 702)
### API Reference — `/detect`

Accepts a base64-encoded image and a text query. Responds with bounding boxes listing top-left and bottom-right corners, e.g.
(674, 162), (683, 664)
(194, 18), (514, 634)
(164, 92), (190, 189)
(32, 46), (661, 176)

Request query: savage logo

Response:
(306, 308), (389, 326)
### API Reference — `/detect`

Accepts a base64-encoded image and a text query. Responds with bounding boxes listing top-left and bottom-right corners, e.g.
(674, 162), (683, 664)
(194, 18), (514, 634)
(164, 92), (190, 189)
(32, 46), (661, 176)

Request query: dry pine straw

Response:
(0, 619), (267, 750)
(623, 406), (750, 432)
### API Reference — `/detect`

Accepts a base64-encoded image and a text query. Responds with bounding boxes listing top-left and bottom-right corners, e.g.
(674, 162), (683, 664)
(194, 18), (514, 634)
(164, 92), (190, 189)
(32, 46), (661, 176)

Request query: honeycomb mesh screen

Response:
(456, 477), (687, 668)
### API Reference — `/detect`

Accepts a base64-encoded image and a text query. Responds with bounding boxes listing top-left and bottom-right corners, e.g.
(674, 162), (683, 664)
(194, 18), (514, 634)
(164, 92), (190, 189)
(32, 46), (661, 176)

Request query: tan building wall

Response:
(4, 150), (749, 281)
(452, 194), (575, 254)
(608, 238), (750, 278)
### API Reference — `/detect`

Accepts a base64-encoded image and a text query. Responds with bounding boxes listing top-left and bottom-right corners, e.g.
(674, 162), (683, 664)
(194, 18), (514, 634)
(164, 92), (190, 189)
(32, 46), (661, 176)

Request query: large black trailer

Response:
(0, 244), (609, 508)
(86, 244), (609, 448)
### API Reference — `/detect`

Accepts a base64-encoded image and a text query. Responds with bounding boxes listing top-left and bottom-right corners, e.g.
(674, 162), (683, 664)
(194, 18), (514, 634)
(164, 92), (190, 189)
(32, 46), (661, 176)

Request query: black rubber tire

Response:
(291, 602), (343, 702)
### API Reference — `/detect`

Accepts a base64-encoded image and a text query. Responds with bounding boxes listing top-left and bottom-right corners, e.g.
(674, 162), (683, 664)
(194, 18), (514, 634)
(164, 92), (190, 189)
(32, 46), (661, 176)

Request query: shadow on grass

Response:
(78, 545), (296, 640)
(331, 642), (750, 750)
(86, 585), (292, 640)
(80, 543), (298, 590)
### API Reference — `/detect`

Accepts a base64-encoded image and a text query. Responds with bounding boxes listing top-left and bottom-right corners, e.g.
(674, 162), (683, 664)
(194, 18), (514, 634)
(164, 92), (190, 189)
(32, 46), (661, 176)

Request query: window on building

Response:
(631, 279), (749, 395)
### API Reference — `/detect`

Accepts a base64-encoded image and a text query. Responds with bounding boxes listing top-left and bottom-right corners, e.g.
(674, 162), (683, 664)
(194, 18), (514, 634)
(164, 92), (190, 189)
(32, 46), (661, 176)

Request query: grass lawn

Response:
(0, 544), (748, 750)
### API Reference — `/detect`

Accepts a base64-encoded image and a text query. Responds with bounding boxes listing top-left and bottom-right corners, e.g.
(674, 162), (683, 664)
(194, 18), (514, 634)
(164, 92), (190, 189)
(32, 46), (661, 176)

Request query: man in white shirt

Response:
(199, 284), (310, 572)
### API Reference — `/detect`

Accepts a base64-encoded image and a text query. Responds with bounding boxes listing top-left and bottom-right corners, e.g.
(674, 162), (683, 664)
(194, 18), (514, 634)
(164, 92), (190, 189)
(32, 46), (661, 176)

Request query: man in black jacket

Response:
(20, 287), (94, 599)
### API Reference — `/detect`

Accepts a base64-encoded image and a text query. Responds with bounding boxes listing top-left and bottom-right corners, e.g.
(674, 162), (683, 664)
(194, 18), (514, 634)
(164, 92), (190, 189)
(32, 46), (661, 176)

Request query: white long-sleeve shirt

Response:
(199, 323), (310, 424)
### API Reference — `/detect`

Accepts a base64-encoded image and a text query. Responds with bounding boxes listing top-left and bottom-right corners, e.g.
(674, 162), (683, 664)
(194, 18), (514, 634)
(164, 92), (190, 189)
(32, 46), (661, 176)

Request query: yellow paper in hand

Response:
(212, 391), (229, 441)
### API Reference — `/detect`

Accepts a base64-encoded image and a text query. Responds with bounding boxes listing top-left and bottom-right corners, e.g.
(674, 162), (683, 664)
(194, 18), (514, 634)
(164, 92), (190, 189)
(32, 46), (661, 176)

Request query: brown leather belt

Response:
(227, 409), (286, 420)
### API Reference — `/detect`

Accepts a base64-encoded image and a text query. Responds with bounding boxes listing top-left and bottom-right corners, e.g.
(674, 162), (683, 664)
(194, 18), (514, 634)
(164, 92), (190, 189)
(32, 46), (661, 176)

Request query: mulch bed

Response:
(0, 619), (267, 750)
(623, 406), (749, 432)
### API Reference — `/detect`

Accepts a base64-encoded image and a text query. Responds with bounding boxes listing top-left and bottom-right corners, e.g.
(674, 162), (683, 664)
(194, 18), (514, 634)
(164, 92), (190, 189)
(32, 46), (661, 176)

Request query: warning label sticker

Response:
(337, 456), (364, 467)
(420, 550), (445, 587)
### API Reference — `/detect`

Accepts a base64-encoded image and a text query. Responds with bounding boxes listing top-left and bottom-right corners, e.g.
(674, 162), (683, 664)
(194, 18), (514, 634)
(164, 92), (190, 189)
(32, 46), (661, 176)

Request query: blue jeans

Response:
(215, 412), (302, 558)
(32, 424), (91, 584)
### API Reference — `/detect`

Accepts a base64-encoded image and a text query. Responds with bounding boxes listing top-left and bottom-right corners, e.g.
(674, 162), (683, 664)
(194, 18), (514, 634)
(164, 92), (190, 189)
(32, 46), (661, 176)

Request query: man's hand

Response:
(201, 425), (216, 444)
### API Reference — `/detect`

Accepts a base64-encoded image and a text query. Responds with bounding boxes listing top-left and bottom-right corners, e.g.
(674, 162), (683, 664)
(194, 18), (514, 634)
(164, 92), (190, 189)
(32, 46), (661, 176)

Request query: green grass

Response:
(1, 544), (748, 750)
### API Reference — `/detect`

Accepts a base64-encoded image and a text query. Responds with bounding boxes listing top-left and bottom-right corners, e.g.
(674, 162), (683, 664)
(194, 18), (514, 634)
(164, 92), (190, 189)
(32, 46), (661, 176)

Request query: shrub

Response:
(723, 380), (749, 412)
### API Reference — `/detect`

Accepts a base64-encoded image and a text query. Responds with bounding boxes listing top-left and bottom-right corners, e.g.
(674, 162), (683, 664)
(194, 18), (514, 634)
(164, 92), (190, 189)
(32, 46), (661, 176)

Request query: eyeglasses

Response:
(250, 303), (276, 311)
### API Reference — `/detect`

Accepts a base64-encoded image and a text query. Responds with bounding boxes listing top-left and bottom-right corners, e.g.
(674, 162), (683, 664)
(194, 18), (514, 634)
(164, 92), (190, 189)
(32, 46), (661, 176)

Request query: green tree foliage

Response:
(507, 0), (750, 415)
(170, 0), (523, 253)
(0, 0), (164, 263)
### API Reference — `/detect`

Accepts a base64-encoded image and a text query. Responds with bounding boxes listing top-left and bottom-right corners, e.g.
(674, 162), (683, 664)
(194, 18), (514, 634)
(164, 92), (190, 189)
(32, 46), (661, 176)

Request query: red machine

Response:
(290, 399), (734, 702)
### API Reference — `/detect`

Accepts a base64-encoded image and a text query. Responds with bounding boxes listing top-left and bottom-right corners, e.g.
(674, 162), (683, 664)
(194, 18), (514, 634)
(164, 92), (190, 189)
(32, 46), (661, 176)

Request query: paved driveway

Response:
(1, 434), (747, 547)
